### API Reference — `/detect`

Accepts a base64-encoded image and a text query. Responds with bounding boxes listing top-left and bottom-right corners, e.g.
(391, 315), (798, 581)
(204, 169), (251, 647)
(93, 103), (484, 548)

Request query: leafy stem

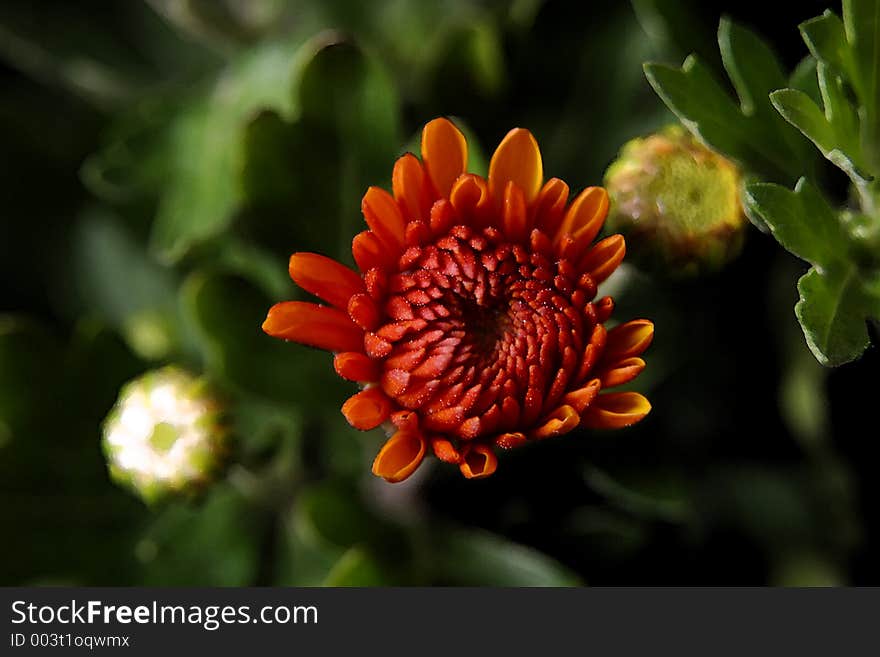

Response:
(645, 1), (880, 366)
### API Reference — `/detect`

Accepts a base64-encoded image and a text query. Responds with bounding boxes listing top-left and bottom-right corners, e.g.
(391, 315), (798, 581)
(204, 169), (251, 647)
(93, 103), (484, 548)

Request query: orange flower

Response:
(263, 118), (653, 482)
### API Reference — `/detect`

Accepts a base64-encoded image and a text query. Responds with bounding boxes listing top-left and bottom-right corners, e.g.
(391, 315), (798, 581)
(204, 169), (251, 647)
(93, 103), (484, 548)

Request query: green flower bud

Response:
(604, 125), (747, 277)
(102, 366), (227, 504)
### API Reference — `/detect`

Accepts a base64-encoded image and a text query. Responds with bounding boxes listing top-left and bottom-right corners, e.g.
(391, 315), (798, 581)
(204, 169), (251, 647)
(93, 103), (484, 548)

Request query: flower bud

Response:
(102, 366), (227, 503)
(604, 125), (747, 277)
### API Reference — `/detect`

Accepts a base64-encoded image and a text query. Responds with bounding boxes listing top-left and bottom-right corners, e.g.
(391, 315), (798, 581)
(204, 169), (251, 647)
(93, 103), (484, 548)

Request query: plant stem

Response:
(856, 179), (880, 222)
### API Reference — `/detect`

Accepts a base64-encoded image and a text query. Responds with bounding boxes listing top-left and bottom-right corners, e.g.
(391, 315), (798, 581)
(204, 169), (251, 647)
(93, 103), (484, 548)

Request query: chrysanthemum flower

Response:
(264, 118), (653, 482)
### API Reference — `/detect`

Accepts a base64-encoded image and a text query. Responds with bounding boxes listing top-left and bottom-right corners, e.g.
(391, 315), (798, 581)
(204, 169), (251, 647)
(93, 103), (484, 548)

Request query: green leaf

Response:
(296, 37), (401, 240)
(297, 37), (400, 169)
(206, 237), (296, 302)
(843, 0), (880, 171)
(744, 178), (848, 267)
(770, 77), (868, 182)
(294, 482), (382, 550)
(432, 528), (581, 586)
(789, 56), (821, 104)
(275, 501), (340, 586)
(644, 58), (759, 168)
(718, 18), (787, 119)
(179, 270), (346, 406)
(240, 112), (349, 260)
(817, 63), (862, 146)
(232, 396), (301, 468)
(278, 481), (407, 586)
(80, 99), (177, 204)
(768, 90), (833, 152)
(71, 210), (179, 339)
(582, 466), (691, 524)
(140, 486), (264, 586)
(323, 547), (387, 586)
(238, 38), (401, 266)
(796, 265), (880, 366)
(645, 51), (807, 182)
(799, 10), (855, 81)
(425, 19), (507, 101)
(718, 17), (813, 166)
(631, 0), (721, 64)
(150, 38), (305, 262)
(644, 19), (816, 182)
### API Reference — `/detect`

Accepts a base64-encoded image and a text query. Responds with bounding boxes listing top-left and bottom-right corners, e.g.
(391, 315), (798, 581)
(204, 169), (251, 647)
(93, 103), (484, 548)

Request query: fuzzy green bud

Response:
(604, 125), (747, 277)
(102, 366), (227, 504)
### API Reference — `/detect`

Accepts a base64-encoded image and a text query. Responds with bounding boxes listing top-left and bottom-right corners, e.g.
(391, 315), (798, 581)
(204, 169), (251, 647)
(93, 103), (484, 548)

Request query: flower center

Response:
(372, 224), (603, 440)
(460, 301), (510, 359)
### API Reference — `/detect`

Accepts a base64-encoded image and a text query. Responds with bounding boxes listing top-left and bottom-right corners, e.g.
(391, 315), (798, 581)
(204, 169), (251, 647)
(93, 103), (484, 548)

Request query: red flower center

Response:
(371, 223), (606, 443)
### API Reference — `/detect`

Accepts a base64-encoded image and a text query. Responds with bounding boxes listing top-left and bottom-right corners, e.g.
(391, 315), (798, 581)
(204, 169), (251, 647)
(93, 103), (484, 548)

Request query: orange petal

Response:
(391, 409), (419, 432)
(429, 198), (457, 236)
(603, 319), (654, 361)
(362, 186), (406, 250)
(423, 405), (466, 432)
(364, 331), (393, 359)
(488, 128), (543, 206)
(381, 368), (411, 397)
(392, 153), (432, 222)
(263, 301), (364, 352)
(352, 230), (392, 272)
(372, 431), (426, 483)
(431, 437), (462, 464)
(555, 186), (608, 251)
(405, 220), (431, 248)
(533, 177), (569, 234)
(494, 432), (527, 449)
(289, 252), (365, 310)
(595, 295), (614, 323)
(531, 404), (580, 439)
(502, 181), (528, 242)
(581, 392), (651, 429)
(341, 387), (393, 430)
(599, 357), (645, 388)
(334, 352), (380, 382)
(347, 292), (381, 330)
(529, 228), (553, 256)
(576, 325), (606, 382)
(577, 234), (626, 284)
(561, 378), (601, 412)
(459, 443), (498, 479)
(449, 174), (491, 226)
(421, 118), (468, 199)
(364, 267), (388, 300)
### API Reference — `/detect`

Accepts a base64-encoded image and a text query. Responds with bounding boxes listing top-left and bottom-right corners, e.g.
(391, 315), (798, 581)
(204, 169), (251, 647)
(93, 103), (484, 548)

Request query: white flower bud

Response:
(102, 367), (227, 503)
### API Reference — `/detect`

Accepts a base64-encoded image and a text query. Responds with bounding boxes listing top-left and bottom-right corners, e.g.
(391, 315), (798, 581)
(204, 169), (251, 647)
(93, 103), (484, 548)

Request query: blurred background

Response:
(1, 0), (877, 586)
